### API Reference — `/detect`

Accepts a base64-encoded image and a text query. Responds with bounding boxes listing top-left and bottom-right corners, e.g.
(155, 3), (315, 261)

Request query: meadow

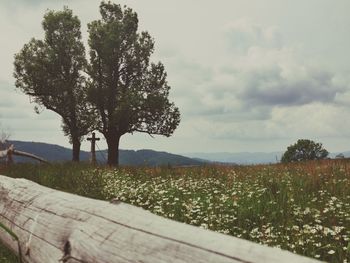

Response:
(0, 160), (349, 262)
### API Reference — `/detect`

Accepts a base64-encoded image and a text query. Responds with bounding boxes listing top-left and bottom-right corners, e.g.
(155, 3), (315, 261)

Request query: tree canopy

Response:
(87, 2), (180, 165)
(13, 2), (180, 165)
(281, 139), (329, 163)
(14, 7), (93, 161)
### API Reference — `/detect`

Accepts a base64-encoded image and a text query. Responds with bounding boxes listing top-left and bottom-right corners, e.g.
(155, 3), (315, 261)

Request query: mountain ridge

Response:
(4, 140), (204, 167)
(3, 140), (348, 165)
(183, 151), (350, 164)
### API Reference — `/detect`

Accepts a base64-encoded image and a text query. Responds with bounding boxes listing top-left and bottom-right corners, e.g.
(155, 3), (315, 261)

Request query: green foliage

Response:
(3, 163), (106, 200)
(0, 223), (23, 263)
(13, 7), (94, 161)
(0, 221), (21, 263)
(0, 222), (18, 241)
(281, 139), (329, 163)
(0, 245), (19, 263)
(13, 2), (180, 165)
(87, 1), (180, 165)
(1, 160), (350, 262)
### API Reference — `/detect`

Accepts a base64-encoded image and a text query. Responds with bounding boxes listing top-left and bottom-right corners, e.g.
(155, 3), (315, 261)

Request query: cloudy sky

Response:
(1, 0), (350, 154)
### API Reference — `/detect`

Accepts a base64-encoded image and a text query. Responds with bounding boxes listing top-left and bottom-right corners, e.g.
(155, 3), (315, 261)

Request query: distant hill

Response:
(9, 140), (88, 162)
(329, 151), (350, 159)
(184, 152), (283, 164)
(119, 149), (204, 166)
(185, 151), (350, 164)
(6, 140), (204, 167)
(5, 140), (348, 166)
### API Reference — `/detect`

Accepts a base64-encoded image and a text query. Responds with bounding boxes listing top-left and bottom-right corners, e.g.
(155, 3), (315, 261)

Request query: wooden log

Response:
(12, 149), (48, 164)
(0, 144), (48, 164)
(0, 149), (7, 158)
(0, 175), (320, 263)
(7, 145), (14, 164)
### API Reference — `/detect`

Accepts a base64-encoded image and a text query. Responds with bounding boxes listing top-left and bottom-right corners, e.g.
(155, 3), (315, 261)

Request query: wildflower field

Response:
(1, 159), (349, 262)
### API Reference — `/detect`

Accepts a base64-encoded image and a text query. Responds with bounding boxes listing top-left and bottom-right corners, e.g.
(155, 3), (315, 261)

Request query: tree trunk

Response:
(106, 134), (121, 166)
(72, 137), (81, 162)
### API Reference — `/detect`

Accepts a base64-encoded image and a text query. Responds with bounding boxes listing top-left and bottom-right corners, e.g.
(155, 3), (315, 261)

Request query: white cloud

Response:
(1, 1), (350, 153)
(164, 19), (350, 148)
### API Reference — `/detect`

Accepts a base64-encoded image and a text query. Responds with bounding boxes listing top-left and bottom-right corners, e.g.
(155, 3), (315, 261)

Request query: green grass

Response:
(0, 160), (349, 262)
(0, 243), (19, 263)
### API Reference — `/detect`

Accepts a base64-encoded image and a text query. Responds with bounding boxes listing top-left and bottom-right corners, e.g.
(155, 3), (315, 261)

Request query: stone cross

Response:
(87, 132), (100, 164)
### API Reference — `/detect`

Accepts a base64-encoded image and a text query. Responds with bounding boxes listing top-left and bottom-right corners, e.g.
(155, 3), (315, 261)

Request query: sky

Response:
(1, 0), (350, 154)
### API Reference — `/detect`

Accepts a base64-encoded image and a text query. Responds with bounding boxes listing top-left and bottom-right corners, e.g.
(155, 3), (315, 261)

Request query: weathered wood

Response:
(0, 145), (47, 164)
(12, 150), (48, 164)
(0, 175), (320, 263)
(3, 145), (13, 164)
(0, 149), (7, 158)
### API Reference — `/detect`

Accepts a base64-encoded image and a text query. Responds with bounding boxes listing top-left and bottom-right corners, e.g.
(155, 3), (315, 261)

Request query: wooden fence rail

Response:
(0, 175), (320, 263)
(0, 145), (47, 164)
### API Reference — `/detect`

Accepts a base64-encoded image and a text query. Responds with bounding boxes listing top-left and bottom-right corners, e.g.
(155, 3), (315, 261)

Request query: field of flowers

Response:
(1, 159), (350, 262)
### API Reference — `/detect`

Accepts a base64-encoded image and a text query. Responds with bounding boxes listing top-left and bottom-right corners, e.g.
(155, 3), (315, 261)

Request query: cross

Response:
(87, 132), (100, 165)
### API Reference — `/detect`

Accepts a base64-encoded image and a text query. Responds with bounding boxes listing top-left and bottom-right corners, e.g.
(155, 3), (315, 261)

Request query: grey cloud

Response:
(0, 100), (12, 107)
(166, 58), (213, 84)
(170, 56), (347, 128)
(224, 20), (282, 52)
(156, 46), (179, 59)
(190, 117), (288, 141)
(184, 89), (272, 121)
(239, 68), (344, 107)
(0, 81), (37, 119)
(0, 83), (18, 106)
(0, 110), (30, 120)
(6, 0), (72, 6)
(164, 57), (214, 107)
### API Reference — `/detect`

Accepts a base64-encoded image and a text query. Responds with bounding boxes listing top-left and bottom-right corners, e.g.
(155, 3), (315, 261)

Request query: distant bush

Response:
(281, 139), (328, 163)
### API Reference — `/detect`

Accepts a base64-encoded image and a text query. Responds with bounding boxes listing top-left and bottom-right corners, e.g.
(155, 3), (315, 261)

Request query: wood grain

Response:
(0, 175), (320, 263)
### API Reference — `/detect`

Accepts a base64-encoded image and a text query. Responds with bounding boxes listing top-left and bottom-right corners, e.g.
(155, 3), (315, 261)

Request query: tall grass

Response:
(0, 245), (19, 263)
(0, 159), (349, 262)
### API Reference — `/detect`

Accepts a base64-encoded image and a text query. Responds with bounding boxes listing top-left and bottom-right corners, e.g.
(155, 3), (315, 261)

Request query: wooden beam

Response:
(12, 150), (48, 164)
(0, 150), (7, 158)
(0, 175), (320, 263)
(0, 144), (48, 164)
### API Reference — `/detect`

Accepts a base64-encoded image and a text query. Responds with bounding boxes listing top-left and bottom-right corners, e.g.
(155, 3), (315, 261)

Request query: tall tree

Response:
(281, 139), (329, 163)
(88, 2), (180, 166)
(14, 7), (93, 161)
